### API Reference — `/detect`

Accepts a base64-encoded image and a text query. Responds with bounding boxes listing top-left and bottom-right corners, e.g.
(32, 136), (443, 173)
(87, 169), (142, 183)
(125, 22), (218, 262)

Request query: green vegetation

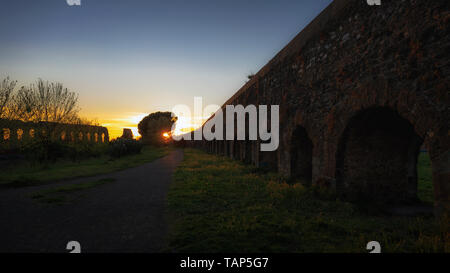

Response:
(417, 152), (434, 204)
(19, 139), (110, 163)
(167, 149), (448, 253)
(109, 138), (143, 158)
(30, 178), (116, 205)
(0, 146), (171, 188)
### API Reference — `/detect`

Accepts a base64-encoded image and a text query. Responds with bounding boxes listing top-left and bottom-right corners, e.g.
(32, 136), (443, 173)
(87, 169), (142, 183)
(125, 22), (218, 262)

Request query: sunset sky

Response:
(0, 0), (332, 139)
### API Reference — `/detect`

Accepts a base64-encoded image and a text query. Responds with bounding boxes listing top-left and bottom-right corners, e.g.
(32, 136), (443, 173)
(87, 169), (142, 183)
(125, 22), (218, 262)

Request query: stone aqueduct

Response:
(190, 0), (449, 215)
(0, 119), (109, 150)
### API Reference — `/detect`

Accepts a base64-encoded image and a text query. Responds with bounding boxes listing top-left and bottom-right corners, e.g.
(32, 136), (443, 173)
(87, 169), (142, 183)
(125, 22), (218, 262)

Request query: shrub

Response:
(19, 138), (109, 163)
(20, 138), (67, 162)
(108, 138), (143, 158)
(66, 142), (109, 161)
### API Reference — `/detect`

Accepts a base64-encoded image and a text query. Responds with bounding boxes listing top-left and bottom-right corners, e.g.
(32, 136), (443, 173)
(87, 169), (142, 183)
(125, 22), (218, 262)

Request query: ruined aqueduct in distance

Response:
(0, 119), (109, 149)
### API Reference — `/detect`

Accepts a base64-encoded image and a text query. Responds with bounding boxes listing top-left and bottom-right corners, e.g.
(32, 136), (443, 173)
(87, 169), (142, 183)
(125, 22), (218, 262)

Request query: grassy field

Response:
(167, 149), (448, 253)
(0, 146), (171, 188)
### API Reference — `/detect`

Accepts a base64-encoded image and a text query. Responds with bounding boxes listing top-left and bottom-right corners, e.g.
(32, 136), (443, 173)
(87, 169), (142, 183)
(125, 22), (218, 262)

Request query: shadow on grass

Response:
(30, 178), (116, 205)
(166, 148), (447, 253)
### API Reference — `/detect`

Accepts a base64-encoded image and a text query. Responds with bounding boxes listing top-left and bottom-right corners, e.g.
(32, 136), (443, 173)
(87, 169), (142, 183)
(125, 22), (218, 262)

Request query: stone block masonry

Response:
(189, 0), (449, 216)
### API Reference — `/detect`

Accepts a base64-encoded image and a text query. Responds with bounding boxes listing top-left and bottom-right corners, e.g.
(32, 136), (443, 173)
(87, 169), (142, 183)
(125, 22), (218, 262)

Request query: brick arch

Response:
(290, 124), (314, 185)
(325, 79), (446, 174)
(61, 131), (67, 141)
(334, 106), (424, 205)
(242, 140), (252, 163)
(233, 140), (241, 160)
(325, 81), (448, 209)
(3, 128), (10, 140)
(277, 108), (319, 179)
(326, 76), (443, 143)
(17, 128), (24, 140)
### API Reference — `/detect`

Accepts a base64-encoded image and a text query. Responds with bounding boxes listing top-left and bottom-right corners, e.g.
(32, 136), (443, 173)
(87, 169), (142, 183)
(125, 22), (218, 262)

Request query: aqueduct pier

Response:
(191, 0), (449, 215)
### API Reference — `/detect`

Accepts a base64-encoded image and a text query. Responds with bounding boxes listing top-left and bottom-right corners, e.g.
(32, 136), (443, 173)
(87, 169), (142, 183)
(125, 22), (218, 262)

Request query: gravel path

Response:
(0, 149), (183, 253)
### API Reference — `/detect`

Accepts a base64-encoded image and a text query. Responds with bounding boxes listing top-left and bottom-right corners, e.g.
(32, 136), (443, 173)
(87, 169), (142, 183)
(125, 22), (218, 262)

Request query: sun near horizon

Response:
(99, 112), (204, 140)
(0, 0), (333, 140)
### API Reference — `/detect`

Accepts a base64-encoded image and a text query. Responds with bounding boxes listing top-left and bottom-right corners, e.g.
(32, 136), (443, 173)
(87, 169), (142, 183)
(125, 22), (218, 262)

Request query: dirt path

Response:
(0, 149), (183, 253)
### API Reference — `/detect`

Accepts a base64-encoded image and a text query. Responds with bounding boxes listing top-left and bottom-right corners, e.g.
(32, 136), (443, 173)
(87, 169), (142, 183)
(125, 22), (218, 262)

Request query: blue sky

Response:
(0, 0), (332, 136)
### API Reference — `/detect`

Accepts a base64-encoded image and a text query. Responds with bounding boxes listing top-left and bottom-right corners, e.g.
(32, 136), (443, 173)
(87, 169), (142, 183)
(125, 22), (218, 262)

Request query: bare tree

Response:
(0, 77), (17, 119)
(34, 79), (80, 123)
(13, 79), (80, 124)
(10, 86), (37, 121)
(75, 117), (100, 126)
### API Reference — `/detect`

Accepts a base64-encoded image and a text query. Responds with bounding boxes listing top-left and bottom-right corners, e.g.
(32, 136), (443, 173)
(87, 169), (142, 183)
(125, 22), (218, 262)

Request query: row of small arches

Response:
(2, 128), (106, 143)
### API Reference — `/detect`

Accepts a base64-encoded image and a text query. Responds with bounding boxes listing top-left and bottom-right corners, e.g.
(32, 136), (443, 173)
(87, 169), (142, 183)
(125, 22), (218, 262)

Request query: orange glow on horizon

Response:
(96, 112), (148, 139)
(95, 112), (207, 140)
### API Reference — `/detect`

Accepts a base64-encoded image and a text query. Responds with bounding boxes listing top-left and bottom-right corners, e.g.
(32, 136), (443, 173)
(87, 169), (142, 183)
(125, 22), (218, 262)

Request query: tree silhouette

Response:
(138, 111), (177, 145)
(0, 77), (17, 119)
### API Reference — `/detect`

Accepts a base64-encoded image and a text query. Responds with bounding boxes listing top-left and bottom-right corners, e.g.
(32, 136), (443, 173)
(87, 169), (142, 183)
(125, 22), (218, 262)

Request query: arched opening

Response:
(243, 114), (253, 163)
(216, 140), (221, 155)
(336, 107), (424, 206)
(229, 141), (235, 158)
(417, 145), (433, 205)
(244, 140), (252, 164)
(29, 129), (35, 138)
(17, 129), (24, 141)
(214, 140), (218, 154)
(219, 140), (224, 155)
(258, 139), (278, 171)
(220, 141), (225, 155)
(95, 132), (99, 143)
(259, 149), (277, 171)
(225, 141), (231, 157)
(78, 132), (83, 141)
(234, 141), (241, 160)
(3, 128), (10, 141)
(290, 126), (313, 184)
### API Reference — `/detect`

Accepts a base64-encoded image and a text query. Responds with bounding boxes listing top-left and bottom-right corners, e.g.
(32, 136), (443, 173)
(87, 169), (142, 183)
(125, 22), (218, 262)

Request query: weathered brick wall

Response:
(0, 119), (109, 152)
(192, 0), (449, 215)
